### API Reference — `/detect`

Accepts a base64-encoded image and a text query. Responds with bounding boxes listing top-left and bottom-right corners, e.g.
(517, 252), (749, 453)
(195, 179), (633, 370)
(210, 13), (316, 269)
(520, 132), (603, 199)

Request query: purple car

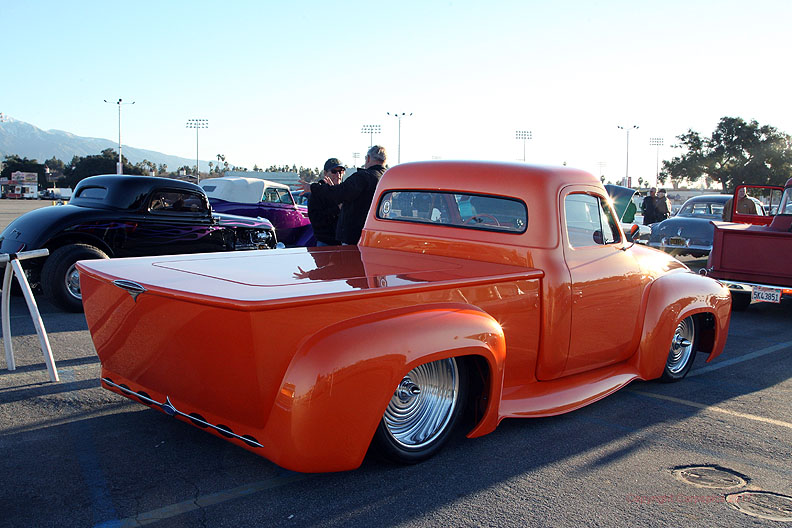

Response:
(200, 177), (315, 247)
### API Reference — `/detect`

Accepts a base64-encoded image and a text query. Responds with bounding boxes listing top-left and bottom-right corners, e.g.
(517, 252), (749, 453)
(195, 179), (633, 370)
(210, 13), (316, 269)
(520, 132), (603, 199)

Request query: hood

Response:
(604, 184), (636, 221)
(212, 212), (274, 230)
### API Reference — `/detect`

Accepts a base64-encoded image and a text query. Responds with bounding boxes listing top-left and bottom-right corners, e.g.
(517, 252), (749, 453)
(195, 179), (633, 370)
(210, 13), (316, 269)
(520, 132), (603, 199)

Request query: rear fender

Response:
(262, 303), (506, 472)
(632, 272), (731, 380)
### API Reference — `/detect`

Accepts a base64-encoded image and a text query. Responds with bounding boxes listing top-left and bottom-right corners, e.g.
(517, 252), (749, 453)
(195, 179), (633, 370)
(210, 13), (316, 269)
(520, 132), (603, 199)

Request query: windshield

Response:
(678, 201), (724, 218)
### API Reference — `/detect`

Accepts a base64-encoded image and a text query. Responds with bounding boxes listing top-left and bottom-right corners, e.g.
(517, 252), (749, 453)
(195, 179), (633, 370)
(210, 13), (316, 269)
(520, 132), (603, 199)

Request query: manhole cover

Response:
(727, 491), (792, 522)
(673, 465), (747, 489)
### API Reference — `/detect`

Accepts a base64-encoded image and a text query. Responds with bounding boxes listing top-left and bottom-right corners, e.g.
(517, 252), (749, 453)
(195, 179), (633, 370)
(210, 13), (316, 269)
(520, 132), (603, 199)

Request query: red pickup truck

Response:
(77, 161), (731, 472)
(705, 179), (792, 310)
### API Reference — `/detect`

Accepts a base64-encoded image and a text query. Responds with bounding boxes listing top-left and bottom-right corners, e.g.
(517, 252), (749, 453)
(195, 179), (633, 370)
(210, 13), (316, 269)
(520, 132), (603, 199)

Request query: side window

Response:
(279, 189), (294, 204)
(149, 191), (208, 214)
(263, 187), (293, 203)
(565, 193), (621, 248)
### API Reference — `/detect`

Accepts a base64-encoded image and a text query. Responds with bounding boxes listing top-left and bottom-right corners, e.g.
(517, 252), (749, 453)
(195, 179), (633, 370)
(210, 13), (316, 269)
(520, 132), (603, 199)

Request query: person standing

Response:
(655, 188), (672, 221)
(641, 187), (658, 225)
(307, 158), (345, 246)
(309, 145), (387, 245)
(722, 187), (760, 221)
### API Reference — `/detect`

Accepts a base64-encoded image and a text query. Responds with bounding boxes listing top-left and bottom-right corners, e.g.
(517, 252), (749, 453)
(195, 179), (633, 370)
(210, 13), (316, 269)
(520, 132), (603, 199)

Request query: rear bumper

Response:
(712, 279), (792, 299)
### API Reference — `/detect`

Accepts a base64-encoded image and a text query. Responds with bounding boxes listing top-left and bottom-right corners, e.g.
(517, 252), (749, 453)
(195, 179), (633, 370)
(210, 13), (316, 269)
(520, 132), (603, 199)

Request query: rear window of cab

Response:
(75, 186), (108, 200)
(377, 190), (527, 233)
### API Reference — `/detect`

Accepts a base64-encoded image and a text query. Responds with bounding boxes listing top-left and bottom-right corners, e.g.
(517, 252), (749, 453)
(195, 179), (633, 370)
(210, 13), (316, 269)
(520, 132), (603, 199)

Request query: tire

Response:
(373, 357), (467, 464)
(41, 244), (108, 312)
(731, 292), (751, 311)
(660, 316), (697, 382)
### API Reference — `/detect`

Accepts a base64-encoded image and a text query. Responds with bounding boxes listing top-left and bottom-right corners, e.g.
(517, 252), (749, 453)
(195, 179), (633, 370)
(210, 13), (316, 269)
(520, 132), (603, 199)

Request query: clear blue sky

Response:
(3, 0), (791, 185)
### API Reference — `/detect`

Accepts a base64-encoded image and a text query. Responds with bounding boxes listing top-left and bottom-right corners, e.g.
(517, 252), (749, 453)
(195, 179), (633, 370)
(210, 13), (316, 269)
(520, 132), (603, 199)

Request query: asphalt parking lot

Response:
(1, 201), (791, 527)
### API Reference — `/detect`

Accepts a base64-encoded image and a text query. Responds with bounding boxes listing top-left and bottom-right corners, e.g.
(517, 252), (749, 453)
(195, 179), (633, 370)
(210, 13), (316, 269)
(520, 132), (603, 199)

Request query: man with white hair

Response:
(309, 145), (387, 245)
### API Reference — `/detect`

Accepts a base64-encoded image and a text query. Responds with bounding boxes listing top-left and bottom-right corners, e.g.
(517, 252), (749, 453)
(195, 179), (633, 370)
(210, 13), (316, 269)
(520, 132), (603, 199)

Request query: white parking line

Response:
(689, 340), (792, 377)
(630, 390), (792, 430)
(95, 472), (307, 527)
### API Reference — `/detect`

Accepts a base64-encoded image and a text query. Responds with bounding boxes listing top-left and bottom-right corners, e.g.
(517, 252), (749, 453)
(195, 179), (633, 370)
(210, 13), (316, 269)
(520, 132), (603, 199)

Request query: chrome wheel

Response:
(383, 358), (460, 448)
(42, 243), (107, 312)
(65, 263), (81, 300)
(662, 316), (697, 381)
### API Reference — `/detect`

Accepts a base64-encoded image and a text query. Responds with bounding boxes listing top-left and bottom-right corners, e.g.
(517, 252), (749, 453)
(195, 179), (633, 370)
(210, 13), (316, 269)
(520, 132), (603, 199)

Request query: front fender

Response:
(631, 271), (731, 380)
(261, 303), (506, 473)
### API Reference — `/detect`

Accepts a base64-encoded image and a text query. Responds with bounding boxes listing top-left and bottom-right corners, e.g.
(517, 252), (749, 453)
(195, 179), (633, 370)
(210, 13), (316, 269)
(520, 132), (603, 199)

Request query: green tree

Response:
(63, 149), (143, 187)
(136, 159), (156, 175)
(661, 117), (792, 191)
(45, 156), (65, 172)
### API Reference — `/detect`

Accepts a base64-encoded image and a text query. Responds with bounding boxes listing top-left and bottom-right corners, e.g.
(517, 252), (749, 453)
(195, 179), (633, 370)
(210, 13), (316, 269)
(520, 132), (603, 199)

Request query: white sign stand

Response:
(1, 249), (59, 382)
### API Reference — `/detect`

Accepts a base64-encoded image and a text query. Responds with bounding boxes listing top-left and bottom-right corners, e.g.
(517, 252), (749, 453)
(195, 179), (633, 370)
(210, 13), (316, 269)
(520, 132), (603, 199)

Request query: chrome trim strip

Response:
(717, 280), (790, 295)
(101, 377), (263, 448)
(649, 242), (713, 252)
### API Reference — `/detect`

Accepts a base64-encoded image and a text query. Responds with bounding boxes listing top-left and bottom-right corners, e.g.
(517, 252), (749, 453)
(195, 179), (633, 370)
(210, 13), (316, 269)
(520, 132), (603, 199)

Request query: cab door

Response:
(560, 188), (643, 376)
(730, 185), (784, 225)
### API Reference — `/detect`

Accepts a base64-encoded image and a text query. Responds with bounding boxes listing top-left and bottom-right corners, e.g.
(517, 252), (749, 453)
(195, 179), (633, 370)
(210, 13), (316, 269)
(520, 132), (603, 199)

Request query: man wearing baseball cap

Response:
(307, 158), (345, 246)
(310, 146), (387, 245)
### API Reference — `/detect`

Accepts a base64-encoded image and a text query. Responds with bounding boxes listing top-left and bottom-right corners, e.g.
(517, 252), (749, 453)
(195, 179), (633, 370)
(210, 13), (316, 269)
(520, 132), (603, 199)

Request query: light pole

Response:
(361, 125), (381, 148)
(186, 119), (209, 183)
(387, 112), (412, 164)
(515, 130), (532, 162)
(104, 98), (135, 174)
(597, 161), (607, 179)
(617, 125), (639, 186)
(649, 137), (663, 183)
(352, 152), (360, 167)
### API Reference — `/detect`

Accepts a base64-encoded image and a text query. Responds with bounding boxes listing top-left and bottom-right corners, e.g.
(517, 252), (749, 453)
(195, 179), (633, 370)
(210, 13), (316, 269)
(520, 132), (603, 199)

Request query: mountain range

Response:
(0, 117), (211, 171)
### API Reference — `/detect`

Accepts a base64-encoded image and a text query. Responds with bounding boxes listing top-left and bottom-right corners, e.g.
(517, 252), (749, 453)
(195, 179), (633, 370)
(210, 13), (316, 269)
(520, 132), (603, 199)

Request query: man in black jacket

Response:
(307, 158), (345, 246)
(310, 145), (387, 245)
(641, 187), (658, 225)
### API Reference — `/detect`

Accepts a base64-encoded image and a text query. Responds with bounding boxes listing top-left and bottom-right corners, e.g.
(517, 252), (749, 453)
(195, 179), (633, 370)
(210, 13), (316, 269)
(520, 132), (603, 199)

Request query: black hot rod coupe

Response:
(0, 175), (278, 311)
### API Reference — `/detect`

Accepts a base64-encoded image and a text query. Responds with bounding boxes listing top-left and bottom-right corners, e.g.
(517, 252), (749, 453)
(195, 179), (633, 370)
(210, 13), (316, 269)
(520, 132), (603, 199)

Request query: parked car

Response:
(77, 161), (731, 472)
(703, 181), (792, 310)
(648, 194), (733, 257)
(0, 175), (278, 312)
(200, 177), (314, 246)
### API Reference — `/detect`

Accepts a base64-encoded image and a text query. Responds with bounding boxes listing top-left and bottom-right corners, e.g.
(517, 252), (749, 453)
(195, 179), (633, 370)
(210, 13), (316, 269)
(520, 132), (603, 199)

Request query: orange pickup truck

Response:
(77, 161), (731, 472)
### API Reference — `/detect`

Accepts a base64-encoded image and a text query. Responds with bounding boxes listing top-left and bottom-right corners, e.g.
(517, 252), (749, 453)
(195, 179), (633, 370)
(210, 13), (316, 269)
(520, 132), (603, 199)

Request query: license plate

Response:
(752, 286), (781, 303)
(667, 237), (686, 246)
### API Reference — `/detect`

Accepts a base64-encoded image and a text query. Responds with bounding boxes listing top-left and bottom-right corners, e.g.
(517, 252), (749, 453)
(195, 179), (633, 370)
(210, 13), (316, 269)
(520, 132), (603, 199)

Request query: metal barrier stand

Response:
(1, 249), (59, 382)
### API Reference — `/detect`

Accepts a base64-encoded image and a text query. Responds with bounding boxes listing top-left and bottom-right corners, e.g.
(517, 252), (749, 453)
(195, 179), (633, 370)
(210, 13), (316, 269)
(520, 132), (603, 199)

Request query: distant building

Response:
(222, 171), (301, 189)
(1, 171), (38, 199)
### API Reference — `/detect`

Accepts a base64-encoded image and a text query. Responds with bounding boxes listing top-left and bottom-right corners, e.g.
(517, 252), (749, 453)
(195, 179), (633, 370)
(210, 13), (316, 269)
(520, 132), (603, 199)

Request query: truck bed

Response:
(709, 221), (792, 287)
(77, 245), (543, 310)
